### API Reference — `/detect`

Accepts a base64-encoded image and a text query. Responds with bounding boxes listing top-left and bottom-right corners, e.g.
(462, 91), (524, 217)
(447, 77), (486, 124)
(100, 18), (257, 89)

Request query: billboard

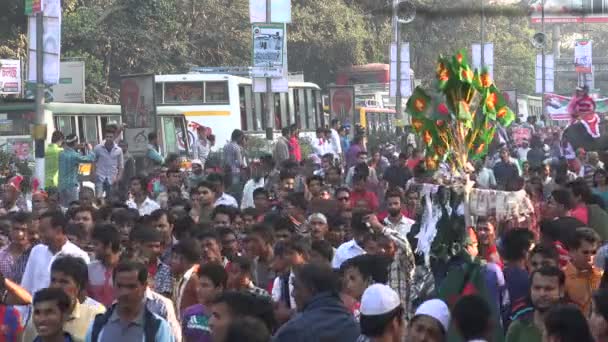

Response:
(27, 0), (61, 85)
(329, 86), (355, 126)
(251, 23), (285, 78)
(52, 61), (85, 102)
(120, 74), (156, 155)
(545, 93), (608, 121)
(530, 0), (608, 23)
(0, 60), (21, 95)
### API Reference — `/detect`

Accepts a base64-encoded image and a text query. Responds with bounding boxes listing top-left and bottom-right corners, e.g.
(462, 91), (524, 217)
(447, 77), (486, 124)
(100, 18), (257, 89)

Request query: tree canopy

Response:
(0, 0), (552, 102)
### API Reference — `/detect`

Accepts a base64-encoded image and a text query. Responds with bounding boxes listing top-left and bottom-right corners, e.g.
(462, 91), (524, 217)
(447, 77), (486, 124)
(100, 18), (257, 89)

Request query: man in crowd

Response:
(45, 131), (64, 189)
(126, 176), (160, 216)
(58, 135), (95, 206)
(88, 224), (121, 308)
(85, 261), (174, 341)
(93, 125), (124, 199)
(506, 266), (566, 342)
(31, 288), (73, 342)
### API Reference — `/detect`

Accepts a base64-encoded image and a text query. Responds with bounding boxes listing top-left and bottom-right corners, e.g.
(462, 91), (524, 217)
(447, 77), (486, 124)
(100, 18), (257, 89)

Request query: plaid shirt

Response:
(151, 260), (174, 296)
(223, 142), (243, 174)
(383, 225), (415, 319)
(0, 246), (30, 283)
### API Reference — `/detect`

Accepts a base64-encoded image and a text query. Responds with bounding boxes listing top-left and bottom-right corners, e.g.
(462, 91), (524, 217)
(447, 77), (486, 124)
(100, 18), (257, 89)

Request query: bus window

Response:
(82, 116), (98, 144)
(297, 89), (306, 129)
(245, 86), (254, 132)
(274, 93), (282, 129)
(165, 82), (204, 104)
(204, 81), (229, 104)
(155, 83), (164, 104)
(306, 89), (315, 129)
(288, 88), (295, 125)
(254, 93), (263, 131)
(55, 116), (76, 135)
(279, 93), (288, 129)
(162, 117), (178, 155)
(239, 86), (248, 131)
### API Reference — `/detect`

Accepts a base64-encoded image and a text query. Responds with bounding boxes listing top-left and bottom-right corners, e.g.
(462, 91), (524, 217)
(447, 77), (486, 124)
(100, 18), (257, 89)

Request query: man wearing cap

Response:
(188, 159), (205, 190)
(407, 299), (451, 342)
(357, 284), (408, 342)
(58, 134), (95, 207)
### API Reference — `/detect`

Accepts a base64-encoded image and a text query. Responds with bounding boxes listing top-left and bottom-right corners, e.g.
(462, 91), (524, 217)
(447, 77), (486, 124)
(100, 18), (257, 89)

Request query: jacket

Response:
(273, 136), (290, 165)
(86, 303), (174, 342)
(272, 292), (360, 342)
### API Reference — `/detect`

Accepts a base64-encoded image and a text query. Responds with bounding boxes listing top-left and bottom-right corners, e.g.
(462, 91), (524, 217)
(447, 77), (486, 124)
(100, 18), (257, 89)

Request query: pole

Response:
(480, 0), (485, 67)
(394, 0), (402, 124)
(34, 12), (45, 187)
(541, 0), (546, 122)
(265, 0), (274, 140)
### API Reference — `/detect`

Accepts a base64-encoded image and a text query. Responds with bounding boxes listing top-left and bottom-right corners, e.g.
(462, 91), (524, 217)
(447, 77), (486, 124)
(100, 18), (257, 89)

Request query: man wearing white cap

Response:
(357, 284), (406, 342)
(408, 299), (451, 342)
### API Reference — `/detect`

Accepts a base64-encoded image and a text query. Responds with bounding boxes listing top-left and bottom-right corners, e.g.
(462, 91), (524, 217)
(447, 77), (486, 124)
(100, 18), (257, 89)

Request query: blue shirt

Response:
(58, 147), (95, 190)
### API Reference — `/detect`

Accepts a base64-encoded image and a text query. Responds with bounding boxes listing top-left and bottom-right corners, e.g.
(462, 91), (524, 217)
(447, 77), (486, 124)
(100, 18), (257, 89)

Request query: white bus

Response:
(154, 72), (324, 149)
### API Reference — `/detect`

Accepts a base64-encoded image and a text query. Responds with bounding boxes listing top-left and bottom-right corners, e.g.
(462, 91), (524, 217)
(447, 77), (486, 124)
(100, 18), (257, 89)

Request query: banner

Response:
(0, 60), (21, 95)
(249, 0), (291, 23)
(512, 126), (533, 146)
(535, 54), (554, 93)
(472, 43), (494, 79)
(27, 0), (61, 85)
(575, 39), (593, 73)
(329, 86), (355, 126)
(389, 42), (411, 97)
(120, 74), (156, 155)
(530, 0), (608, 23)
(251, 23), (284, 78)
(545, 93), (608, 121)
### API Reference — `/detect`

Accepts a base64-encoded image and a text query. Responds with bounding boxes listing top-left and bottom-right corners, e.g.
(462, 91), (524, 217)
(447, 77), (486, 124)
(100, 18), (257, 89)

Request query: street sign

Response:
(251, 24), (285, 78)
(0, 60), (21, 95)
(120, 74), (156, 155)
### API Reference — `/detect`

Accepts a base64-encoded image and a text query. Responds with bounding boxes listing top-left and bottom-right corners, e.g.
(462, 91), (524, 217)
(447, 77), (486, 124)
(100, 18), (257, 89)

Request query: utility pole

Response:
(34, 11), (45, 186)
(541, 0), (546, 116)
(393, 0), (403, 130)
(480, 0), (485, 67)
(265, 0), (274, 139)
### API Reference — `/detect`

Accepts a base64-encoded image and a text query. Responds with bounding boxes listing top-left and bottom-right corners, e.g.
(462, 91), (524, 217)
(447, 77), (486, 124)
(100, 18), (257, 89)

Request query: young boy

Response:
(565, 227), (603, 316)
(32, 288), (74, 342)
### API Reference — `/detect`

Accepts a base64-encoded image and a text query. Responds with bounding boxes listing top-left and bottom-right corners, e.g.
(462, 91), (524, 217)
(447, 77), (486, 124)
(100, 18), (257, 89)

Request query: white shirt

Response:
(476, 168), (497, 189)
(383, 215), (415, 237)
(241, 178), (265, 209)
(21, 241), (90, 297)
(330, 129), (342, 156)
(516, 147), (530, 162)
(126, 197), (161, 216)
(271, 271), (296, 309)
(313, 137), (328, 156)
(93, 143), (124, 182)
(332, 239), (366, 269)
(215, 192), (238, 208)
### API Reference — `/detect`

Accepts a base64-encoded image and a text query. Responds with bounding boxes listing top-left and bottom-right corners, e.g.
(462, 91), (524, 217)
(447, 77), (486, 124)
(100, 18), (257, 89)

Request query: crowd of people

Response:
(1, 115), (608, 342)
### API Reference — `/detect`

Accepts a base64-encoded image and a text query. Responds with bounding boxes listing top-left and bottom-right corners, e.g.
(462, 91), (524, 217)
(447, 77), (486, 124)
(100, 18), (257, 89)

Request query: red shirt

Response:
(289, 136), (302, 162)
(351, 191), (379, 212)
(569, 204), (589, 225)
(483, 244), (504, 269)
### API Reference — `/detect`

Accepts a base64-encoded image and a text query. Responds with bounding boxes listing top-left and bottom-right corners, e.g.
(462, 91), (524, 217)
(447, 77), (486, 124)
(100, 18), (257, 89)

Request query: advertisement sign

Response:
(530, 0), (608, 23)
(0, 60), (21, 95)
(329, 86), (355, 126)
(24, 0), (42, 15)
(472, 43), (494, 79)
(535, 54), (554, 93)
(512, 126), (532, 146)
(545, 93), (608, 121)
(249, 0), (291, 23)
(51, 61), (85, 102)
(120, 74), (156, 155)
(575, 39), (593, 73)
(27, 0), (61, 85)
(389, 42), (412, 97)
(251, 24), (285, 78)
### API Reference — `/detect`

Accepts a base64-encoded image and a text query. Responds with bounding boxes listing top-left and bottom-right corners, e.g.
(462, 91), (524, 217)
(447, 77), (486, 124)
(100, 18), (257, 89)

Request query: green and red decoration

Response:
(407, 50), (515, 173)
